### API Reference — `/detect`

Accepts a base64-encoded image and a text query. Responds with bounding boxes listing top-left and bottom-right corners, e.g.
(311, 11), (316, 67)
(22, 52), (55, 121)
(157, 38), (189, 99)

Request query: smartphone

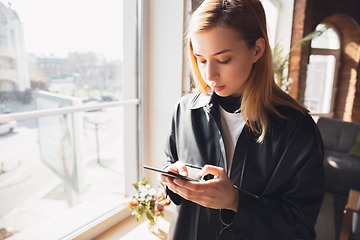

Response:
(143, 165), (199, 182)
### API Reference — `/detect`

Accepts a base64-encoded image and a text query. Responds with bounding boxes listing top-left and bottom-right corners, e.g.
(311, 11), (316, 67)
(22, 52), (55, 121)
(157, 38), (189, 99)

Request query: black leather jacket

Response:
(164, 93), (325, 240)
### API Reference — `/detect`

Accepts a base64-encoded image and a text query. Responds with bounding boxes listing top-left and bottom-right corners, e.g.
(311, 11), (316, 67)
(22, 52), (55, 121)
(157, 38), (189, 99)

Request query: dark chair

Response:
(340, 189), (360, 240)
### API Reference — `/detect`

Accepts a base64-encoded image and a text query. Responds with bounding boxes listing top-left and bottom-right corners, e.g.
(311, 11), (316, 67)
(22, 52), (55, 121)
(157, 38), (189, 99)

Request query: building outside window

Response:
(0, 0), (140, 238)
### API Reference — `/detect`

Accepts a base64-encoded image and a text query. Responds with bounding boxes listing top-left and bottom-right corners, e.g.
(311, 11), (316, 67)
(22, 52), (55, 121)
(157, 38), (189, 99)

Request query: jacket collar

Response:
(189, 92), (288, 136)
(190, 92), (222, 128)
(190, 92), (211, 110)
(190, 92), (218, 111)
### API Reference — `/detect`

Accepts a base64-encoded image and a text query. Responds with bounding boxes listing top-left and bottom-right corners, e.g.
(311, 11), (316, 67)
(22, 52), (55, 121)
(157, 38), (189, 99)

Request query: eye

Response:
(197, 58), (207, 64)
(218, 58), (231, 64)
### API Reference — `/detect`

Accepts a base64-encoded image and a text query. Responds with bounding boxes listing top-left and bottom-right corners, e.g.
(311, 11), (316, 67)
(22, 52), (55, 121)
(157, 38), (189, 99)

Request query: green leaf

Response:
(146, 212), (154, 222)
(133, 182), (139, 190)
(157, 211), (165, 217)
(145, 201), (151, 210)
(143, 179), (149, 186)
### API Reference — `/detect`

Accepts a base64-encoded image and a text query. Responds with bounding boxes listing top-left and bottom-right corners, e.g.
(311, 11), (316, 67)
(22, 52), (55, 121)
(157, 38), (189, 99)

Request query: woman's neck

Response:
(216, 94), (242, 113)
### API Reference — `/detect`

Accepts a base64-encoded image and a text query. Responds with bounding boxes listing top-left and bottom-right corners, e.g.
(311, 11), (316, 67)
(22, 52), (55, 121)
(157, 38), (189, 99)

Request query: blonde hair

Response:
(187, 0), (308, 143)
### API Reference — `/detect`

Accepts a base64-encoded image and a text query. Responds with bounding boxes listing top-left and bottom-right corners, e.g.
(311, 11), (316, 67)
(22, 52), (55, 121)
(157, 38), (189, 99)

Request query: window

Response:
(0, 0), (140, 238)
(311, 24), (340, 50)
(0, 34), (6, 46)
(0, 10), (7, 27)
(304, 24), (341, 116)
(0, 28), (7, 48)
(305, 55), (337, 113)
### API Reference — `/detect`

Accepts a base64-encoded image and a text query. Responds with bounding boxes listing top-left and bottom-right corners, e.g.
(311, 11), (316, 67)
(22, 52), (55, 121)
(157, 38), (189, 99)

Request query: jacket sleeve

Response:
(220, 116), (325, 240)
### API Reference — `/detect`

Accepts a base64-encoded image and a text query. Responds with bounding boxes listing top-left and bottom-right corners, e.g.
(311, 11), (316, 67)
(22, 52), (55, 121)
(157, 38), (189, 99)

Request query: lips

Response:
(210, 85), (225, 92)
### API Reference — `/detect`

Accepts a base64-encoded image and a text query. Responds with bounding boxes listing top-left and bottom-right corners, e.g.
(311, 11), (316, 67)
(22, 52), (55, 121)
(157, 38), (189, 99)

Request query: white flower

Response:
(149, 188), (157, 196)
(140, 191), (147, 199)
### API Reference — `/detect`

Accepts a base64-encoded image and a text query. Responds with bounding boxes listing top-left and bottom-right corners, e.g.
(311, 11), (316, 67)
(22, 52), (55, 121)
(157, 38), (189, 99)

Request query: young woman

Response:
(159, 0), (325, 239)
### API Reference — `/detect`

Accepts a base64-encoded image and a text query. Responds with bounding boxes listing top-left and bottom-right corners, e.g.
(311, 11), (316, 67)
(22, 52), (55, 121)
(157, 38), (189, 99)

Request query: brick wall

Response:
(288, 0), (307, 100)
(290, 0), (360, 122)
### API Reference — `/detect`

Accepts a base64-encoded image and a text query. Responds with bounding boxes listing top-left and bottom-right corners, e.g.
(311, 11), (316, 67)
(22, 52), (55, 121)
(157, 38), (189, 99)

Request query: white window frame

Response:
(306, 24), (341, 118)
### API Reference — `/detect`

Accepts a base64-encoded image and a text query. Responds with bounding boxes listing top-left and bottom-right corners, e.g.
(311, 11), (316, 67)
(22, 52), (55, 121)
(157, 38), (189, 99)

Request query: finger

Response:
(157, 173), (163, 182)
(166, 164), (180, 174)
(166, 161), (185, 173)
(173, 178), (207, 192)
(170, 181), (209, 204)
(174, 161), (188, 176)
(158, 172), (169, 183)
(159, 174), (175, 184)
(198, 165), (226, 179)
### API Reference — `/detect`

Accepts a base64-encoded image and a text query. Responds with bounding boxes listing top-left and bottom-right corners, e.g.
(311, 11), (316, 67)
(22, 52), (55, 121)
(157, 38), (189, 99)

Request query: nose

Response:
(205, 61), (219, 81)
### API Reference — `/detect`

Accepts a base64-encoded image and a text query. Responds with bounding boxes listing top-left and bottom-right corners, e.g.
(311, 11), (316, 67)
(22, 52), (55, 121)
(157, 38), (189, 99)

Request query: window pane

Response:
(304, 55), (336, 114)
(0, 0), (138, 237)
(0, 106), (126, 231)
(0, 0), (124, 109)
(311, 24), (340, 50)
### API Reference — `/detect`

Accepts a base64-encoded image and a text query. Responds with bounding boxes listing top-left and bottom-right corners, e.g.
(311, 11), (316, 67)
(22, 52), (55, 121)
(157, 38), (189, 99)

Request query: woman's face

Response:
(191, 26), (260, 97)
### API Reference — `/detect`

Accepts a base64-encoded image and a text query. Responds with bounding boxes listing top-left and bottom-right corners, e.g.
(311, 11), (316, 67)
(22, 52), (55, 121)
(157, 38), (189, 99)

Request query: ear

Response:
(253, 38), (265, 63)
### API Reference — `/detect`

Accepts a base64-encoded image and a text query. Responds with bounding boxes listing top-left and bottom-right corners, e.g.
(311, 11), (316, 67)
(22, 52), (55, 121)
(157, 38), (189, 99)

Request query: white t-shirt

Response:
(219, 106), (246, 175)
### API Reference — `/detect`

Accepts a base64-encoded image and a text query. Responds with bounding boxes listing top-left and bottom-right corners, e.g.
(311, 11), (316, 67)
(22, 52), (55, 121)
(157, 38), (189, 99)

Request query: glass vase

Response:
(148, 216), (159, 233)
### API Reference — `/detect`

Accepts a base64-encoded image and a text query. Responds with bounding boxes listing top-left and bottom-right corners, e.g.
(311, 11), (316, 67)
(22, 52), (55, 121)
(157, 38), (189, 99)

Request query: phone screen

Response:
(143, 165), (199, 182)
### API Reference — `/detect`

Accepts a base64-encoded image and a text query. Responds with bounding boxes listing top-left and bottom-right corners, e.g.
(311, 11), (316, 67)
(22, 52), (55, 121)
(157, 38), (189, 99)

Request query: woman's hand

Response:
(160, 164), (239, 212)
(157, 161), (189, 182)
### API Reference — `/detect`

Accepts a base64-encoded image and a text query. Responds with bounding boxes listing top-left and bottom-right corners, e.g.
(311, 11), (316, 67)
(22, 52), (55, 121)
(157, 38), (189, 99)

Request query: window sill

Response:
(8, 193), (129, 240)
(93, 210), (173, 240)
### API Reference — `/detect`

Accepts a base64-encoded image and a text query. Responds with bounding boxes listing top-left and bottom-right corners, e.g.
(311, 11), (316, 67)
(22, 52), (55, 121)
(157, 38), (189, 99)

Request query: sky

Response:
(7, 0), (123, 60)
(6, 0), (279, 60)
